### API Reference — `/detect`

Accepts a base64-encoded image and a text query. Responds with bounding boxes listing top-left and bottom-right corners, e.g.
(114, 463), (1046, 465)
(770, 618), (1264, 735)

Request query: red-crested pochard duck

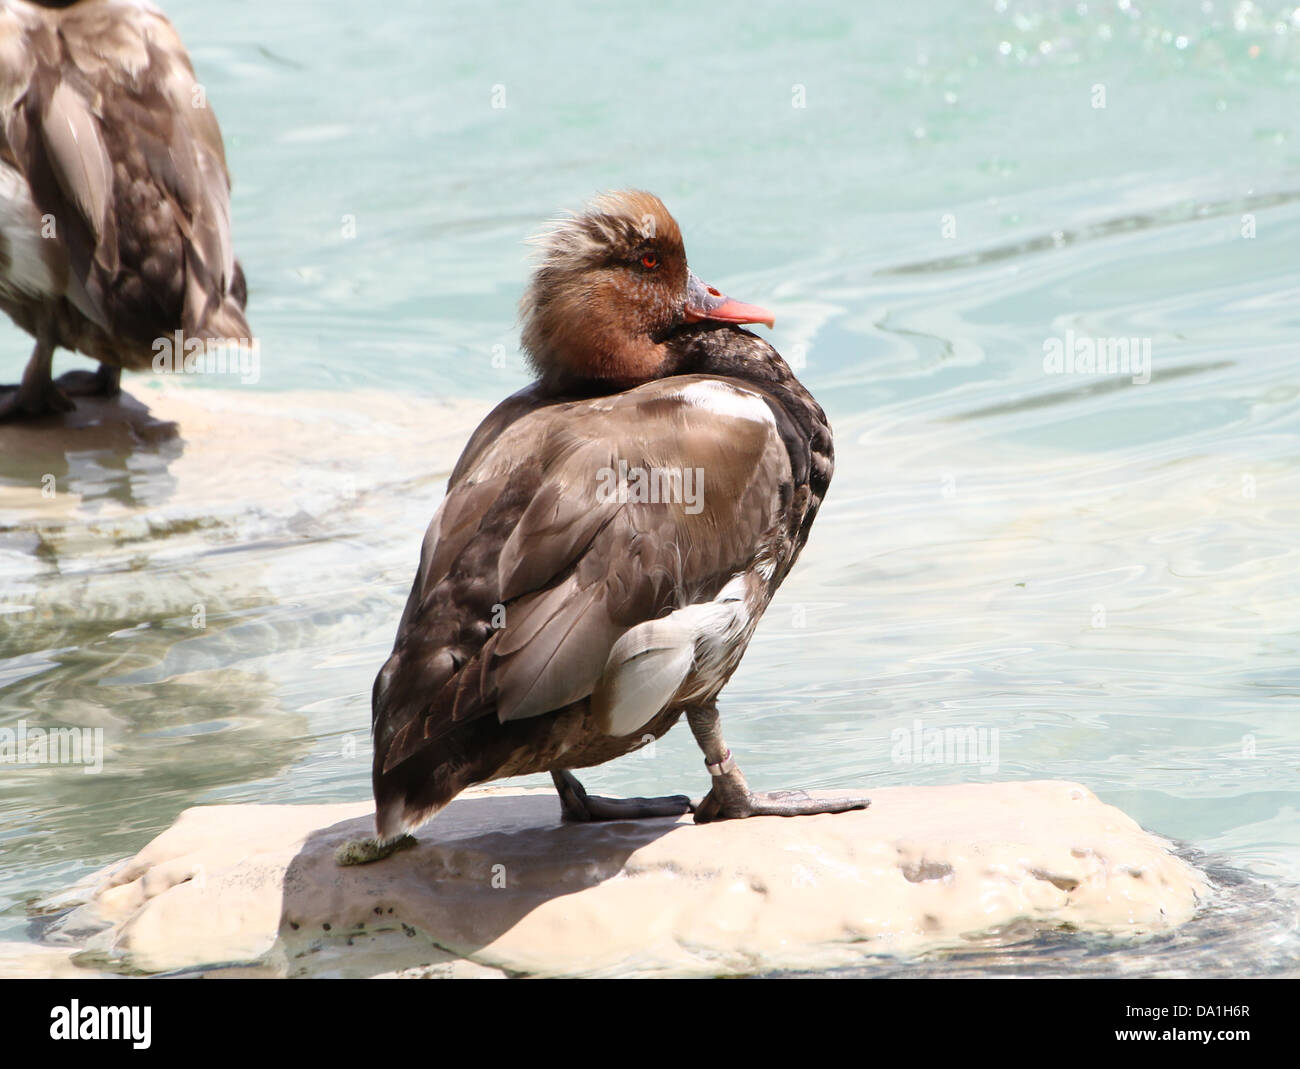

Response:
(0, 0), (248, 421)
(345, 191), (867, 863)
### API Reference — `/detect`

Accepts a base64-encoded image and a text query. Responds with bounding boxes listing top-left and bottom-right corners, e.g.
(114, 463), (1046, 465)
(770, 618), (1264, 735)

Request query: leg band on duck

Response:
(706, 749), (736, 776)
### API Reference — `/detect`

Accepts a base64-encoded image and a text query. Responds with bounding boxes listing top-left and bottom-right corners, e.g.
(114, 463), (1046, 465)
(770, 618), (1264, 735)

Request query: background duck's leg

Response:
(551, 769), (690, 822)
(56, 363), (121, 398)
(687, 702), (870, 823)
(0, 326), (73, 421)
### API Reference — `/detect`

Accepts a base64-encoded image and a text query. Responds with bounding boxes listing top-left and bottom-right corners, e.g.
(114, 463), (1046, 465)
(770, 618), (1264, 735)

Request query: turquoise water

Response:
(1, 0), (1298, 975)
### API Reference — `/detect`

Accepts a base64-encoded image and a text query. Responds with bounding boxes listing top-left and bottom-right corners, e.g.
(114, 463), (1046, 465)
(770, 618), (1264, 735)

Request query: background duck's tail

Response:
(190, 260), (252, 345)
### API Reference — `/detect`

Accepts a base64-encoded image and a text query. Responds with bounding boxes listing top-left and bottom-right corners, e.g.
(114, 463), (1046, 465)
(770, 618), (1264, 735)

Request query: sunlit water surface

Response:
(1, 0), (1298, 976)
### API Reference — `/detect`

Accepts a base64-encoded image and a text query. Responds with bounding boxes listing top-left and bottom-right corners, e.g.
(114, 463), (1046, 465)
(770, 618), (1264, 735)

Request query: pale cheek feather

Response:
(0, 164), (61, 298)
(672, 380), (775, 425)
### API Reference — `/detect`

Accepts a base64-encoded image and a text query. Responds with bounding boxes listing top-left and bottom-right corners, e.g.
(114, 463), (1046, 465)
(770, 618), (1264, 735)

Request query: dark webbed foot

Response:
(693, 759), (870, 823)
(552, 769), (691, 822)
(685, 705), (869, 824)
(55, 364), (122, 398)
(2, 333), (82, 422)
(0, 381), (74, 422)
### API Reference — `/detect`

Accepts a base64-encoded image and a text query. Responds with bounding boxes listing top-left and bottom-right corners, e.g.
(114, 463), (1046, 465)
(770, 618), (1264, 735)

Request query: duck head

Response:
(520, 190), (773, 387)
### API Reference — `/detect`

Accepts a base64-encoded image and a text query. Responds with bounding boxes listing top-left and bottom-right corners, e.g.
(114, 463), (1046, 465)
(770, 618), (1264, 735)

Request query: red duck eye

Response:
(641, 253), (658, 269)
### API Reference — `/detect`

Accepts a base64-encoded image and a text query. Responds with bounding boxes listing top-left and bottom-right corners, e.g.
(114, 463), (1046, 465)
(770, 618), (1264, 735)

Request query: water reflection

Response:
(0, 393), (182, 518)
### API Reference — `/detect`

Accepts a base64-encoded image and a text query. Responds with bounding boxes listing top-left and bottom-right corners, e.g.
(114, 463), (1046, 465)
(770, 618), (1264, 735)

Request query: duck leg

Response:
(0, 328), (74, 421)
(686, 702), (870, 823)
(55, 363), (122, 398)
(551, 769), (691, 822)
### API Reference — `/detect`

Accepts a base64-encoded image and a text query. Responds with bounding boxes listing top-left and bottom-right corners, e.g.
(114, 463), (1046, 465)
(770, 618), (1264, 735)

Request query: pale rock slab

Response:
(45, 780), (1208, 977)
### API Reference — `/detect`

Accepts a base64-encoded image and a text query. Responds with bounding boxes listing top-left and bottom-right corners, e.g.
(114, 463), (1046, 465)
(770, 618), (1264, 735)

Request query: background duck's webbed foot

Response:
(0, 380), (75, 421)
(55, 364), (122, 398)
(686, 702), (869, 824)
(552, 769), (691, 822)
(0, 334), (75, 421)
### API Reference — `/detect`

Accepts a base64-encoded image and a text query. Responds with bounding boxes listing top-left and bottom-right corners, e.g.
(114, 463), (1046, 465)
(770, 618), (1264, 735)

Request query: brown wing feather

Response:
(373, 376), (787, 776)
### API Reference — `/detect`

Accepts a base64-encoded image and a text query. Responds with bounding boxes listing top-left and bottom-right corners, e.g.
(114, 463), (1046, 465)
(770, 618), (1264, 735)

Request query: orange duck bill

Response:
(684, 271), (775, 328)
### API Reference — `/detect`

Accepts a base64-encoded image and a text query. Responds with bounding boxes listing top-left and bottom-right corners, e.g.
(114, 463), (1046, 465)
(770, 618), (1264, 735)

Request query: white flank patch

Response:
(674, 380), (774, 425)
(594, 620), (697, 738)
(0, 163), (58, 297)
(714, 573), (747, 602)
(595, 573), (752, 736)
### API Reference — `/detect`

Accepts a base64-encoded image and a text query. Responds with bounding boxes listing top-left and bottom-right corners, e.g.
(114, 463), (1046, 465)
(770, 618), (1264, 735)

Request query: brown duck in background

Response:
(346, 191), (867, 863)
(0, 0), (248, 421)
